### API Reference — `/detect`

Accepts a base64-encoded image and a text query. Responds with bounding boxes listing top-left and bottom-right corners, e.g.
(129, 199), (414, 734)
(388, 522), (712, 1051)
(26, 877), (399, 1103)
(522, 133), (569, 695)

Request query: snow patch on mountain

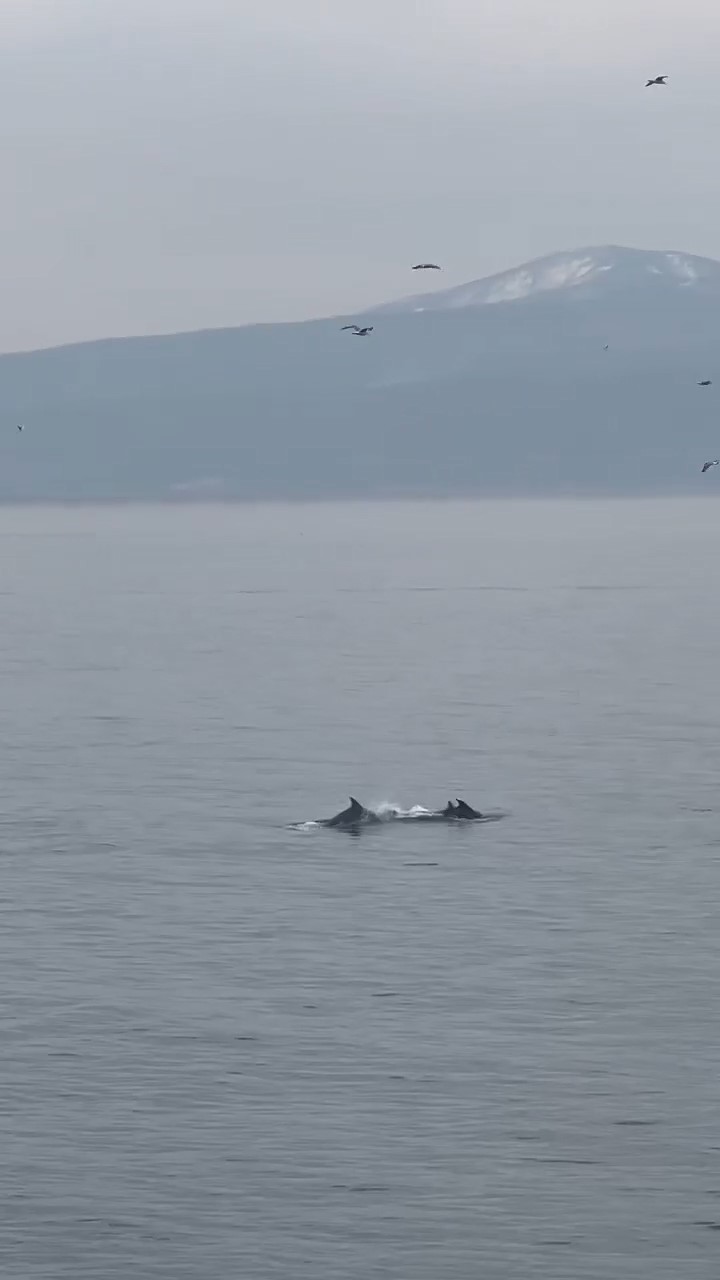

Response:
(664, 252), (698, 283)
(481, 256), (609, 304)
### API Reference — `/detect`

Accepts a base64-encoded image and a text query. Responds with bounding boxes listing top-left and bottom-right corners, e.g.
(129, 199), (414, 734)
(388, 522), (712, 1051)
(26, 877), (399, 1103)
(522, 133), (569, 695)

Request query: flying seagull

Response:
(698, 380), (712, 386)
(603, 344), (609, 351)
(701, 459), (719, 473)
(16, 423), (24, 432)
(412, 263), (441, 270)
(341, 324), (373, 336)
(646, 76), (668, 86)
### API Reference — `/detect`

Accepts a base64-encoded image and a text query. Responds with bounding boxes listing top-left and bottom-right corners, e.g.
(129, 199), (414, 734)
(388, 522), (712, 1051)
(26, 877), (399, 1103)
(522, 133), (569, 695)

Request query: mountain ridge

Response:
(370, 244), (720, 317)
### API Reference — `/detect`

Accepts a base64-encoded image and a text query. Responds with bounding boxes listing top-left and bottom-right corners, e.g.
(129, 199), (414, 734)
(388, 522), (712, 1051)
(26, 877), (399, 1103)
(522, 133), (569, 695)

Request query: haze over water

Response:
(2, 498), (720, 1279)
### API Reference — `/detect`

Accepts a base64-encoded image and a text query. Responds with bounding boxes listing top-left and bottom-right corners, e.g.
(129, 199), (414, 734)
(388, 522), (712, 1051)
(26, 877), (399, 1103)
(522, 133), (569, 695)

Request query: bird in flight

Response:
(412, 263), (441, 270)
(341, 324), (373, 337)
(698, 380), (712, 386)
(16, 423), (24, 432)
(646, 76), (668, 86)
(603, 344), (609, 351)
(701, 459), (719, 473)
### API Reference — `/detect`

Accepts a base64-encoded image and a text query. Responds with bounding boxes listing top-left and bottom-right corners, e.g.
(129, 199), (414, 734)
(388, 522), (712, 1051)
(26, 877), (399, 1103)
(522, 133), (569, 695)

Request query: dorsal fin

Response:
(348, 797), (363, 814)
(455, 798), (482, 818)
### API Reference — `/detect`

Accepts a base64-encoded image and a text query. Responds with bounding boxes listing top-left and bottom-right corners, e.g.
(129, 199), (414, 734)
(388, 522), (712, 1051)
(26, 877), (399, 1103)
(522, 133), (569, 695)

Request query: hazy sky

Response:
(2, 0), (720, 349)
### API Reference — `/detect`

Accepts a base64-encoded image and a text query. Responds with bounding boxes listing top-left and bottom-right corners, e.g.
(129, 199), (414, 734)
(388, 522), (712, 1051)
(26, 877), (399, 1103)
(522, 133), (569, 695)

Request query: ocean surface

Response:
(2, 497), (720, 1279)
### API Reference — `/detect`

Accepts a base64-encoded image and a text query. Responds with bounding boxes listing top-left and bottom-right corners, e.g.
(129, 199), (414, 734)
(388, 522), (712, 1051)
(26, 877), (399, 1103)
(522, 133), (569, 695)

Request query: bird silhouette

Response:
(645, 76), (668, 86)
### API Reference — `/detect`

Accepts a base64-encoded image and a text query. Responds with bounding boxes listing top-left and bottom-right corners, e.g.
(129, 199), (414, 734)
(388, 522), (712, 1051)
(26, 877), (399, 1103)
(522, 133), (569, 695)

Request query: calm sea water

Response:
(2, 498), (720, 1279)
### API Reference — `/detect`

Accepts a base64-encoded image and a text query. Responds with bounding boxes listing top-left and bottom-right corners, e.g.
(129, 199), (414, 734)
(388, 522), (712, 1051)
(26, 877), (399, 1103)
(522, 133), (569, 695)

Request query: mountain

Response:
(0, 244), (719, 500)
(374, 245), (720, 314)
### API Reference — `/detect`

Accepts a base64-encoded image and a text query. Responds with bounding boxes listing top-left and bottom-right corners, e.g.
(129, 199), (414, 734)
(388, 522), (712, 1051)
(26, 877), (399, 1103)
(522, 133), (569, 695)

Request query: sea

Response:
(2, 497), (720, 1279)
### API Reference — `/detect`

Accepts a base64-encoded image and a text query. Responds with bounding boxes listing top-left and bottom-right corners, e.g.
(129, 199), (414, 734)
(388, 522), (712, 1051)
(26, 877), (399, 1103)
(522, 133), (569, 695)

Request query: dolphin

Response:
(410, 799), (485, 821)
(318, 796), (379, 830)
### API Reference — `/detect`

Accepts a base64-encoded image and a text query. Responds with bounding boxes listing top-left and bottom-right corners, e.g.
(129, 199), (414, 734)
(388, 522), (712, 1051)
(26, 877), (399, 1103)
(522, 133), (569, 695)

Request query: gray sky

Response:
(2, 0), (720, 349)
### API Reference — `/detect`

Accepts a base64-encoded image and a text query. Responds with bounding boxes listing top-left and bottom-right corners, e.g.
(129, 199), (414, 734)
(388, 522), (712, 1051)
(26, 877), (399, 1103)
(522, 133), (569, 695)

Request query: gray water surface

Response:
(2, 498), (720, 1279)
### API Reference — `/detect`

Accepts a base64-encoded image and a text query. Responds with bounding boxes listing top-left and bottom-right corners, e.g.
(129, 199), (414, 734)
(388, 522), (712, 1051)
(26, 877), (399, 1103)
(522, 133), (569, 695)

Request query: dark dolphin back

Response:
(324, 796), (366, 827)
(455, 798), (483, 819)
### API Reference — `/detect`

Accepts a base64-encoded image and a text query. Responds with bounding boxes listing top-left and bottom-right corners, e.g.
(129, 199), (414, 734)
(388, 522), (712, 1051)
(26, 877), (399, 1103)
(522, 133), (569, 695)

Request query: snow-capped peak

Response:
(374, 246), (720, 315)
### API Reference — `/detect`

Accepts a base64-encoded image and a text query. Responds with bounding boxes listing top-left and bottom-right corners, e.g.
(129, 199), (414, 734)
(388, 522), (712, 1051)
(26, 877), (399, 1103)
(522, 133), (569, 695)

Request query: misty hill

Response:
(2, 244), (720, 500)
